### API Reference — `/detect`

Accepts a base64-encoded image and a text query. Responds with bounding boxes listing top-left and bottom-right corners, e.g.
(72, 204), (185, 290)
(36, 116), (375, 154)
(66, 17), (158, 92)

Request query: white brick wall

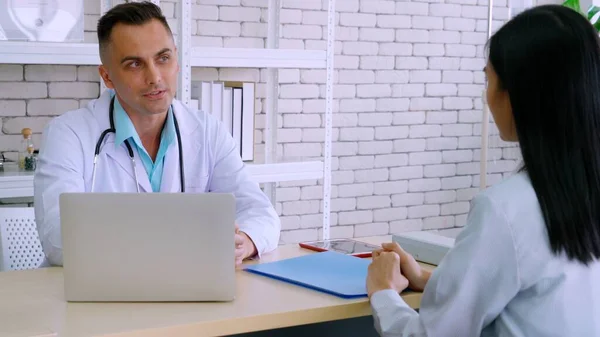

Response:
(0, 0), (518, 240)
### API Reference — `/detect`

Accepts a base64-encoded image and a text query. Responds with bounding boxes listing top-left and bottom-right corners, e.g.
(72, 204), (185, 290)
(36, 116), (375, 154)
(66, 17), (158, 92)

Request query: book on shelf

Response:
(190, 80), (255, 162)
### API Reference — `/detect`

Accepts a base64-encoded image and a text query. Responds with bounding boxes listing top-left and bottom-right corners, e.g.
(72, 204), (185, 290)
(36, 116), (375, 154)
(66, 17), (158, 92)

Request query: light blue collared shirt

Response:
(370, 171), (600, 337)
(113, 97), (176, 192)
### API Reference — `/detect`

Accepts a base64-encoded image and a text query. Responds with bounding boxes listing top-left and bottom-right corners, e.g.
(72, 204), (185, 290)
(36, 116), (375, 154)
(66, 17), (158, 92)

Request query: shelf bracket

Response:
(321, 0), (336, 241)
(177, 0), (191, 107)
(480, 0), (494, 190)
(264, 0), (282, 207)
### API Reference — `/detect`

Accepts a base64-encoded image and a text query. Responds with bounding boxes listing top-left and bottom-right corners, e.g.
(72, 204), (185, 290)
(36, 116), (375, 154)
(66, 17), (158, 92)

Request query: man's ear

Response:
(98, 65), (114, 89)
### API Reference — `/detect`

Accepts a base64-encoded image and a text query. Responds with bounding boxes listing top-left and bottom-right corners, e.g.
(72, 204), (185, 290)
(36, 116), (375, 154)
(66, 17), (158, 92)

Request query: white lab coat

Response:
(34, 89), (281, 266)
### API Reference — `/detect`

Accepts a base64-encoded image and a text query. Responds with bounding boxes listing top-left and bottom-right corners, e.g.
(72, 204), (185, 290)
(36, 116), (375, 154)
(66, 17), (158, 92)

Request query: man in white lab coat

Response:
(33, 1), (280, 266)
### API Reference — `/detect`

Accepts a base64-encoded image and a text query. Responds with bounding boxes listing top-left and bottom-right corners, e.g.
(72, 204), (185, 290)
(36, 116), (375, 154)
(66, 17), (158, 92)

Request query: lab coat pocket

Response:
(186, 174), (210, 193)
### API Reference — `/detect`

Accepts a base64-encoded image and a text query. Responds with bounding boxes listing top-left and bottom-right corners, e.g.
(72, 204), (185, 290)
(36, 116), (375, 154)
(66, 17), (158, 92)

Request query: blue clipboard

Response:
(244, 251), (370, 299)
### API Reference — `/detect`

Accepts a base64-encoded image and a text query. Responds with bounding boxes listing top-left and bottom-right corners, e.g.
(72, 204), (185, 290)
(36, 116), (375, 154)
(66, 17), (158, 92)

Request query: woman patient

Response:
(366, 4), (600, 337)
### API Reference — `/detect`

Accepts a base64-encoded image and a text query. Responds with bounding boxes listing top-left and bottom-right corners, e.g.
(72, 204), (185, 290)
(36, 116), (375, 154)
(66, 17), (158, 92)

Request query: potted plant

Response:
(563, 0), (600, 30)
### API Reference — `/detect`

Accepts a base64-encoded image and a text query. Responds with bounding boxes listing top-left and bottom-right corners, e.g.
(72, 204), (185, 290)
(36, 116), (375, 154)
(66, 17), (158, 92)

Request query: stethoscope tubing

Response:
(90, 96), (185, 192)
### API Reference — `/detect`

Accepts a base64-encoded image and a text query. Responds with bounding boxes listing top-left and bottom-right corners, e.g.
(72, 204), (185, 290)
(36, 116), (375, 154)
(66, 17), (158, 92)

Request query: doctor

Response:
(34, 1), (280, 267)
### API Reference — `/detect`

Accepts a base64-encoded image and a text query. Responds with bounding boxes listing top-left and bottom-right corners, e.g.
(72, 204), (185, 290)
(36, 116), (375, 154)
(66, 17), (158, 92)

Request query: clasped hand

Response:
(235, 224), (257, 267)
(366, 242), (429, 298)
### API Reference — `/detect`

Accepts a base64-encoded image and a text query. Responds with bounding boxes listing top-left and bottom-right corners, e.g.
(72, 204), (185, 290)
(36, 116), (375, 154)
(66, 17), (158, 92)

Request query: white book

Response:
(211, 82), (224, 122)
(232, 88), (243, 157)
(222, 87), (233, 135)
(241, 82), (255, 162)
(191, 81), (202, 100)
(200, 81), (212, 115)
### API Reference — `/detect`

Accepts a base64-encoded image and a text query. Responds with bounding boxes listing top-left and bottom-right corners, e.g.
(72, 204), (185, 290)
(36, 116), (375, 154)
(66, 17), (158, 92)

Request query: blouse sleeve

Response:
(370, 193), (521, 337)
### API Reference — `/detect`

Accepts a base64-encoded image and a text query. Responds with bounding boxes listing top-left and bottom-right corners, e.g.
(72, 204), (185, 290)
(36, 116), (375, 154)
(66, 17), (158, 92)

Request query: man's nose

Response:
(145, 62), (161, 85)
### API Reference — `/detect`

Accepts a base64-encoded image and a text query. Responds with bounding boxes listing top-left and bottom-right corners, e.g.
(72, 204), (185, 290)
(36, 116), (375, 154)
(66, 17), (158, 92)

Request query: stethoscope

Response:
(90, 96), (185, 192)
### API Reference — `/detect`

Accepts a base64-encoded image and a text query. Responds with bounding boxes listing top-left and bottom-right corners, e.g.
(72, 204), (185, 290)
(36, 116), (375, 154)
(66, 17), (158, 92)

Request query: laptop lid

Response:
(59, 192), (236, 302)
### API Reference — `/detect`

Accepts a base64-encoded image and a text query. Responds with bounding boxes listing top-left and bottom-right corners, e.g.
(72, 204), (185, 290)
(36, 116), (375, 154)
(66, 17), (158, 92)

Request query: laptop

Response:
(59, 192), (236, 302)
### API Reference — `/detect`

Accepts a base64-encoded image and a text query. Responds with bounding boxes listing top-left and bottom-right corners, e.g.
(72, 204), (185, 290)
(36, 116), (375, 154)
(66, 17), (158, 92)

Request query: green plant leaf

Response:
(588, 5), (600, 18)
(588, 6), (600, 31)
(563, 0), (583, 14)
(562, 0), (600, 32)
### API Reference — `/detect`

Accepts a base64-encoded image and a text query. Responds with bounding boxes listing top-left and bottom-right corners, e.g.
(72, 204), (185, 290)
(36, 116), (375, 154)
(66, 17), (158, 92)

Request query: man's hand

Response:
(366, 251), (409, 298)
(374, 242), (430, 292)
(234, 224), (257, 267)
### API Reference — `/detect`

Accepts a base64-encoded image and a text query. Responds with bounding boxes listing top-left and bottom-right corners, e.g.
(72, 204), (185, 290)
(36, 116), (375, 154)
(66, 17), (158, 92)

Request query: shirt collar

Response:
(112, 95), (176, 150)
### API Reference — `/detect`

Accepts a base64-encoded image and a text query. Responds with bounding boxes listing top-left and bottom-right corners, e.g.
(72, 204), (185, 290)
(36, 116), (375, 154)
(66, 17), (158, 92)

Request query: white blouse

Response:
(370, 171), (600, 337)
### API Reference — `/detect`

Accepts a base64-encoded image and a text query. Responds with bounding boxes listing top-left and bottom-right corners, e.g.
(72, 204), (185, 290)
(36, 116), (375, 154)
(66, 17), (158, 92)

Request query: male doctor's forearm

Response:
(206, 120), (281, 257)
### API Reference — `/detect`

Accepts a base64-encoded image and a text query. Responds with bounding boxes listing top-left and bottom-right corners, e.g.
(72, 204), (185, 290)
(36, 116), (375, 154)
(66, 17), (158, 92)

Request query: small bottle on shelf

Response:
(18, 128), (34, 171)
(24, 146), (37, 172)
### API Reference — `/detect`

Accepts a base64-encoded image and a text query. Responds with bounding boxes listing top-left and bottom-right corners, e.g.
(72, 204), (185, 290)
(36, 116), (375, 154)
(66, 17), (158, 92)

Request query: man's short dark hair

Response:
(97, 1), (172, 61)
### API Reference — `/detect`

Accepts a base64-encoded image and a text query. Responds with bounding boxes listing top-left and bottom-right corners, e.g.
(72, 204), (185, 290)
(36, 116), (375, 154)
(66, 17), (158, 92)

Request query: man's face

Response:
(99, 19), (178, 117)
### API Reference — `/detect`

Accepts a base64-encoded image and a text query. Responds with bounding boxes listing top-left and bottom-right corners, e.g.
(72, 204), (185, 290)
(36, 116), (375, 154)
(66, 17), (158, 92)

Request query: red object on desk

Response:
(299, 239), (381, 258)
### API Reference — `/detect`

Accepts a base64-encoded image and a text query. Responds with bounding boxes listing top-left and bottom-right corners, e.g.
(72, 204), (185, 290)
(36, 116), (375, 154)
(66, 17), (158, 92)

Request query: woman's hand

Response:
(366, 251), (409, 298)
(375, 242), (430, 292)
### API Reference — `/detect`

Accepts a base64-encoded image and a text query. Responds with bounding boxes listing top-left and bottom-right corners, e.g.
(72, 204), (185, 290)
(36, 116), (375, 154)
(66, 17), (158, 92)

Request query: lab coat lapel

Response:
(92, 90), (152, 193)
(132, 147), (152, 192)
(161, 100), (202, 192)
(160, 141), (180, 192)
(93, 93), (199, 193)
(91, 89), (113, 132)
(103, 139), (152, 193)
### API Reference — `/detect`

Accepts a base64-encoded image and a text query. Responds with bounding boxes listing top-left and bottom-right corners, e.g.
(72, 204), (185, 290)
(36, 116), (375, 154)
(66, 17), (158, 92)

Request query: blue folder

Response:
(244, 251), (370, 299)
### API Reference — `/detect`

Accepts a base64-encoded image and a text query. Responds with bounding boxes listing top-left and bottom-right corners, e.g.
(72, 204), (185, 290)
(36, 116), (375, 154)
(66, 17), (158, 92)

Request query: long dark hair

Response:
(488, 4), (600, 265)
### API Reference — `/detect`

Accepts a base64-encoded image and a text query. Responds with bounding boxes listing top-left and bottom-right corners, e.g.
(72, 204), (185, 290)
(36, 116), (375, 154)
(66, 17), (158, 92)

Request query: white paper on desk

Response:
(0, 0), (84, 42)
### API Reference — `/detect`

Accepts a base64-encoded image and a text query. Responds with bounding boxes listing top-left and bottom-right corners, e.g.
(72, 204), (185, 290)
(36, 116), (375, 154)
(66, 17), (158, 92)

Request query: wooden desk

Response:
(0, 235), (433, 337)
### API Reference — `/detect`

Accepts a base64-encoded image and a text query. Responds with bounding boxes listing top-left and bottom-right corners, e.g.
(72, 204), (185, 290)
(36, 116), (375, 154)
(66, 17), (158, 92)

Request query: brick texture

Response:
(0, 0), (518, 241)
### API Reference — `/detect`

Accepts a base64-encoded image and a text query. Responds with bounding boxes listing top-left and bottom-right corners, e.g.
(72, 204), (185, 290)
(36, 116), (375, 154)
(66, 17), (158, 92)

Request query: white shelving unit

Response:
(246, 161), (325, 184)
(0, 171), (34, 199)
(0, 43), (326, 69)
(190, 47), (326, 69)
(0, 0), (336, 239)
(0, 161), (324, 195)
(480, 0), (499, 190)
(0, 41), (100, 65)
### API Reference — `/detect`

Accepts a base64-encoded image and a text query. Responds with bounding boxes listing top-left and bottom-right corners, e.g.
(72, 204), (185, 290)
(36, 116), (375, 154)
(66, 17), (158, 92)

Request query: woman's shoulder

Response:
(476, 170), (539, 216)
(482, 169), (532, 195)
(471, 169), (549, 269)
(467, 170), (545, 253)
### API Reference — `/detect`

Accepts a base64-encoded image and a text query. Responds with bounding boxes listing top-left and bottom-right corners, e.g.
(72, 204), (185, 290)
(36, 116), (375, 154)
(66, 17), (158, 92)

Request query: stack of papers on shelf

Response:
(244, 251), (370, 299)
